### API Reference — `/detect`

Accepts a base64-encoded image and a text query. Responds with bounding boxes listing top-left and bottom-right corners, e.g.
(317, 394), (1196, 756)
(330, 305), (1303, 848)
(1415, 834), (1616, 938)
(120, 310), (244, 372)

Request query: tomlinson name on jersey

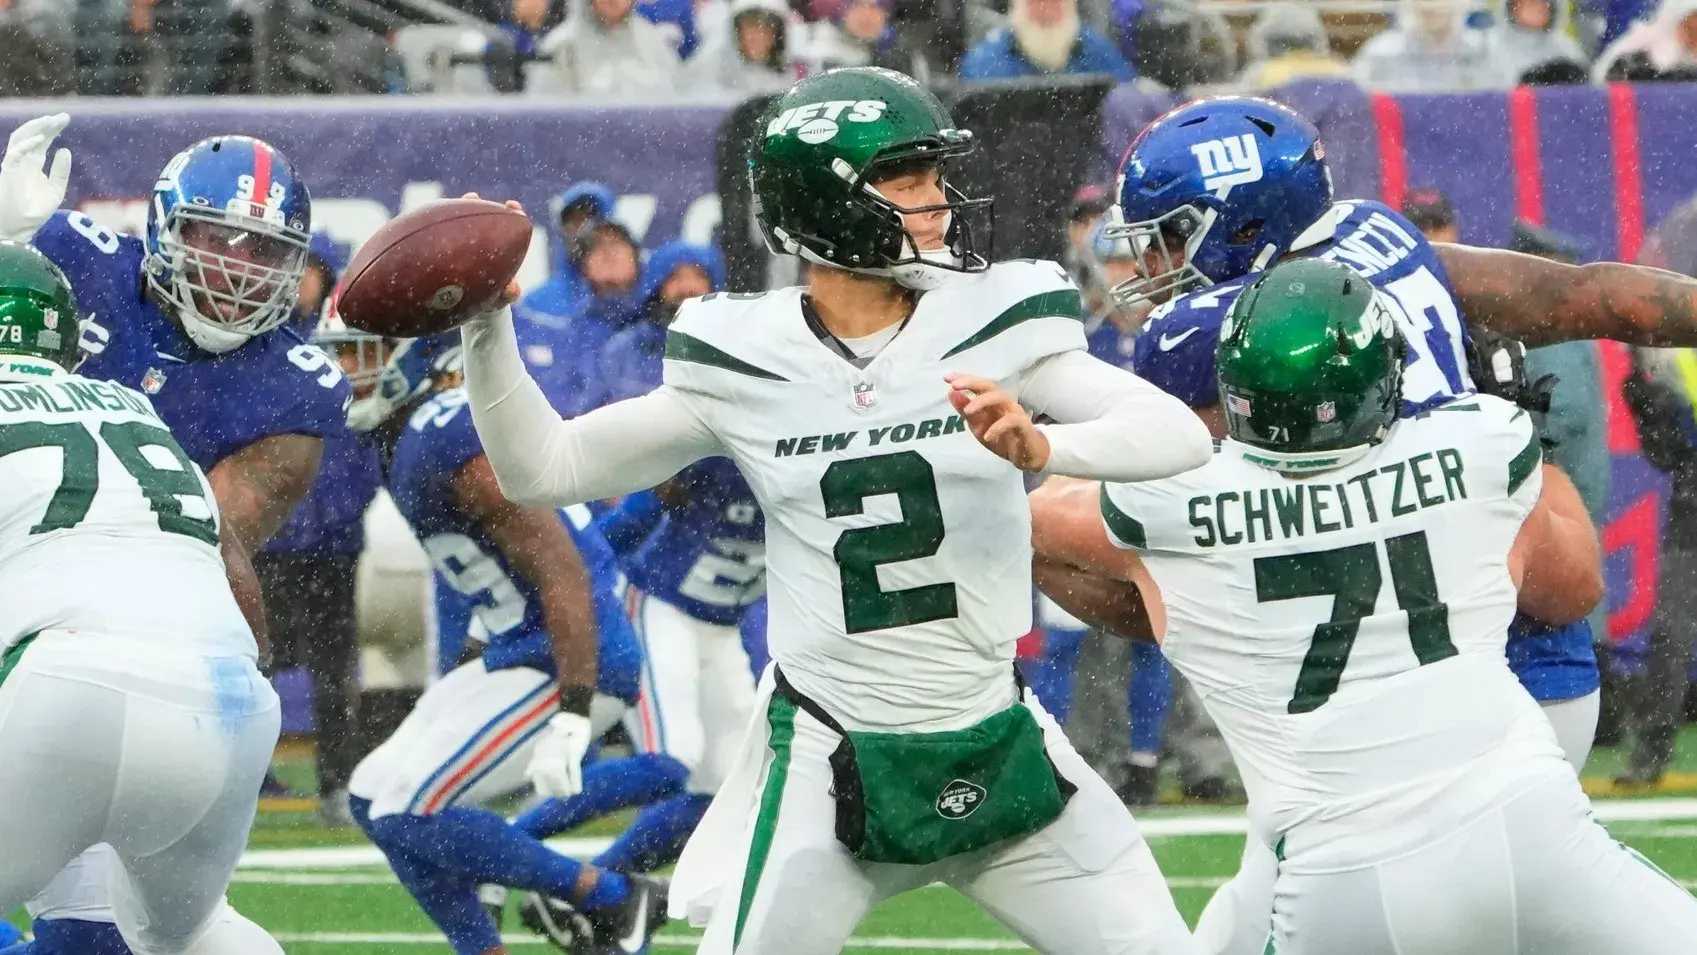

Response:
(1187, 446), (1467, 548)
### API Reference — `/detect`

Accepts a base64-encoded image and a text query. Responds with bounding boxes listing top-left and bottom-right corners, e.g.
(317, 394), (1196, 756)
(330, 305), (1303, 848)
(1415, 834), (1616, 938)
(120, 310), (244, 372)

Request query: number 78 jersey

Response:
(1099, 395), (1554, 841)
(664, 262), (1085, 732)
(0, 372), (252, 657)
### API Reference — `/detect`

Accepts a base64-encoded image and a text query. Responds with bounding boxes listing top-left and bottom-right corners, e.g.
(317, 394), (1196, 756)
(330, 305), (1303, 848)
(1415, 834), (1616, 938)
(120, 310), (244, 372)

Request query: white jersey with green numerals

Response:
(663, 260), (1084, 732)
(0, 372), (252, 659)
(1100, 394), (1567, 851)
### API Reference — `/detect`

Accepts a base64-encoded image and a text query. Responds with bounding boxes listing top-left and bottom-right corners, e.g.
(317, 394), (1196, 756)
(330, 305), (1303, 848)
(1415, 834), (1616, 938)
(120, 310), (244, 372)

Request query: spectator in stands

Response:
(521, 181), (616, 329)
(1063, 183), (1111, 298)
(1593, 0), (1697, 80)
(958, 0), (1134, 81)
(1487, 0), (1589, 84)
(489, 0), (552, 91)
(515, 216), (644, 415)
(1352, 0), (1500, 92)
(685, 0), (794, 92)
(640, 0), (702, 58)
(1238, 3), (1350, 88)
(0, 0), (72, 95)
(801, 0), (934, 77)
(1403, 188), (1460, 243)
(535, 0), (681, 95)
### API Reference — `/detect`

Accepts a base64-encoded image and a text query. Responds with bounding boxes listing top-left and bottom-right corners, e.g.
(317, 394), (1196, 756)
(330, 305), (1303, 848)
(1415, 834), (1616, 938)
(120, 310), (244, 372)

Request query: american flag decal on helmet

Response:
(1227, 393), (1251, 416)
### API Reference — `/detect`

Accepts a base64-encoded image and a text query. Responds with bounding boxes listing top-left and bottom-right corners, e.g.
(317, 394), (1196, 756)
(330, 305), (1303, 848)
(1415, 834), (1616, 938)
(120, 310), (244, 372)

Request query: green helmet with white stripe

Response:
(0, 240), (80, 375)
(750, 68), (990, 290)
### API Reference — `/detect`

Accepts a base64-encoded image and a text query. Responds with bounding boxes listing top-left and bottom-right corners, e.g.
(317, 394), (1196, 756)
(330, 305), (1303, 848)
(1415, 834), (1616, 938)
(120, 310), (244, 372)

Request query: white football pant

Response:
(622, 584), (756, 795)
(0, 631), (282, 955)
(1195, 689), (1607, 955)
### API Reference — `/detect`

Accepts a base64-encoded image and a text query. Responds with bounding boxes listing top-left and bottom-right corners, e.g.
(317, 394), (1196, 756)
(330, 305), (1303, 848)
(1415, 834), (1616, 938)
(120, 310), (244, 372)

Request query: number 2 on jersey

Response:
(1255, 530), (1456, 713)
(821, 451), (957, 633)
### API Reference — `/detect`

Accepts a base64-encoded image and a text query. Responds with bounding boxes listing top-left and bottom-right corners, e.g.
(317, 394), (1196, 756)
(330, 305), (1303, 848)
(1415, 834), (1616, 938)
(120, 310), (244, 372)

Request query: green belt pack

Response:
(775, 668), (1075, 866)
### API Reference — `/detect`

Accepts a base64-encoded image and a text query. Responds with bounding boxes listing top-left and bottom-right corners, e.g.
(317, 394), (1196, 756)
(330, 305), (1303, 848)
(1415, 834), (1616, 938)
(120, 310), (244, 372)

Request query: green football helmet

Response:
(1216, 257), (1404, 474)
(0, 240), (80, 374)
(750, 67), (990, 290)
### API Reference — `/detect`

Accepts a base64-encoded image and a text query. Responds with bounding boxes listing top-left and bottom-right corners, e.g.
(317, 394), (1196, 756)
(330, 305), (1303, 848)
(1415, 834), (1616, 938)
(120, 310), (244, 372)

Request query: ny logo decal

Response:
(1191, 135), (1264, 196)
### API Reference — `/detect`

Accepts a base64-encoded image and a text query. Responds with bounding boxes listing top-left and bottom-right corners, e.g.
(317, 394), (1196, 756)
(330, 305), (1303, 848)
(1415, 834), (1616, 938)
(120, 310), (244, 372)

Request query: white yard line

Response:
(238, 799), (1697, 871)
(274, 933), (1032, 950)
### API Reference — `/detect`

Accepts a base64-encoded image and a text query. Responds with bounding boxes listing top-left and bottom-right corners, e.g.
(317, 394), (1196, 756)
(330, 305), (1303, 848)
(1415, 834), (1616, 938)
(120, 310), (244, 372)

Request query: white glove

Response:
(0, 114), (71, 244)
(525, 711), (594, 800)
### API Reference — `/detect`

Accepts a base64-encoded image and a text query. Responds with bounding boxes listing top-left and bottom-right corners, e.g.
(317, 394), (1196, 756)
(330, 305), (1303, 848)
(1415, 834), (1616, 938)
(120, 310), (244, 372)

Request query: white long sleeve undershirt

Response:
(463, 307), (1212, 508)
(1023, 349), (1214, 482)
(462, 307), (722, 507)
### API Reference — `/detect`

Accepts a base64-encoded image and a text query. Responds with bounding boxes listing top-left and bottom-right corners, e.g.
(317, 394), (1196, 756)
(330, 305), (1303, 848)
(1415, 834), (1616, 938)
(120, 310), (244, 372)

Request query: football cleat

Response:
(478, 883), (508, 932)
(583, 874), (669, 955)
(518, 890), (595, 953)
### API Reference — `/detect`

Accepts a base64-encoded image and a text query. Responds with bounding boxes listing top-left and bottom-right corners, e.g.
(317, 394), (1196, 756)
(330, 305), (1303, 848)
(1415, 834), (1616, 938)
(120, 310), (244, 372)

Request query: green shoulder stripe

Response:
(941, 288), (1083, 360)
(664, 330), (789, 382)
(1099, 484), (1148, 549)
(1507, 429), (1541, 496)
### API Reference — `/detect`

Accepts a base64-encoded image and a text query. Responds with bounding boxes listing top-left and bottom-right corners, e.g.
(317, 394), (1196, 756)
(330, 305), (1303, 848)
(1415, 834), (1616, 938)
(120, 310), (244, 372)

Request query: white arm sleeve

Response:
(461, 308), (723, 506)
(1020, 349), (1213, 482)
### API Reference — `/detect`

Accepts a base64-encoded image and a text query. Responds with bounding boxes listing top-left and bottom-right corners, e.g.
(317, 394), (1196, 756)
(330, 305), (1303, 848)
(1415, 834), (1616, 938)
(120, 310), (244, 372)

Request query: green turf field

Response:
(12, 803), (1696, 954)
(14, 735), (1697, 953)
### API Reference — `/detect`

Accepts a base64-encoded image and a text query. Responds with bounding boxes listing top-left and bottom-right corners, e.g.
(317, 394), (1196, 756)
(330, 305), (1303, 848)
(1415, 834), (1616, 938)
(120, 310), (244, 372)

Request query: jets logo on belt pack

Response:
(1192, 134), (1263, 195)
(766, 100), (890, 144)
(935, 779), (986, 820)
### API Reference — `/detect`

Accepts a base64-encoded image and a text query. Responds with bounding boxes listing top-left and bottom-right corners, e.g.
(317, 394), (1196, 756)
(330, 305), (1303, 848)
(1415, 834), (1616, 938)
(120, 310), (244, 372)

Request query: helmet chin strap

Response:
(178, 309), (253, 354)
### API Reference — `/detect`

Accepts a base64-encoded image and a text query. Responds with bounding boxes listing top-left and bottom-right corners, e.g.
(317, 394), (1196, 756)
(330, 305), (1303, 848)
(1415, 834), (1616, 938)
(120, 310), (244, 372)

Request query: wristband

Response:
(558, 684), (595, 717)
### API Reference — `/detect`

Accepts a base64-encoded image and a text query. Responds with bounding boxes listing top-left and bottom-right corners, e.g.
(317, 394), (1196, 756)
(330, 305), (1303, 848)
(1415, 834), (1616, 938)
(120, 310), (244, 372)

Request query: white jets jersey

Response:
(0, 372), (252, 658)
(1101, 395), (1567, 856)
(664, 261), (1085, 731)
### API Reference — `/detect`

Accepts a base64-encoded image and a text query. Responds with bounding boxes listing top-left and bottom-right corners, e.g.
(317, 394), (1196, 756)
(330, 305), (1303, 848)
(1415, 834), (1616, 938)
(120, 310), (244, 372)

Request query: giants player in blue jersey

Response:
(1055, 94), (1687, 955)
(0, 118), (349, 953)
(496, 242), (766, 914)
(340, 334), (666, 955)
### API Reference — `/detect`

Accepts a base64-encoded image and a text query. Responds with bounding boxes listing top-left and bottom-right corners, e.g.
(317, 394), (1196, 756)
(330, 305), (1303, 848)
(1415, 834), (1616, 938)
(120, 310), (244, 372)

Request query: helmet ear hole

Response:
(1227, 220), (1263, 246)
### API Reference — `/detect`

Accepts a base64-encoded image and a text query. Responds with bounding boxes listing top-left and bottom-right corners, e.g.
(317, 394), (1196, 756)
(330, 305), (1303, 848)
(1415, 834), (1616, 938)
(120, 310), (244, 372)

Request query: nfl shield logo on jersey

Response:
(853, 381), (878, 409)
(1316, 401), (1336, 423)
(935, 779), (986, 820)
(141, 367), (167, 394)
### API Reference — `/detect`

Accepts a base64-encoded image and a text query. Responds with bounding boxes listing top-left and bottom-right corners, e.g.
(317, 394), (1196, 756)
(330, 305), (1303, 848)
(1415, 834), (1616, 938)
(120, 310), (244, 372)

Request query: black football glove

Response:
(1466, 326), (1560, 449)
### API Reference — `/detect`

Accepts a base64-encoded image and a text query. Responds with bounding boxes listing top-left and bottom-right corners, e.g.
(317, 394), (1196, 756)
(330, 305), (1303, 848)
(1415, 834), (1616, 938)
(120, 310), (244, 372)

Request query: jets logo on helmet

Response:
(1192, 134), (1263, 196)
(766, 100), (890, 144)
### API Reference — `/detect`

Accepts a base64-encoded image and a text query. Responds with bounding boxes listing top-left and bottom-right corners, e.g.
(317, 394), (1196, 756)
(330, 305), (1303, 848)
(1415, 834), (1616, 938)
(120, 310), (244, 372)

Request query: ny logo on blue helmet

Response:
(1106, 97), (1332, 312)
(144, 136), (313, 354)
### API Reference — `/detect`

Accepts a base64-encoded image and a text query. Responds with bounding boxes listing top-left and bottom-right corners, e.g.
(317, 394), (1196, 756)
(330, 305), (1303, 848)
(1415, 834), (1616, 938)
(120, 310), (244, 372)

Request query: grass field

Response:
(15, 734), (1697, 954)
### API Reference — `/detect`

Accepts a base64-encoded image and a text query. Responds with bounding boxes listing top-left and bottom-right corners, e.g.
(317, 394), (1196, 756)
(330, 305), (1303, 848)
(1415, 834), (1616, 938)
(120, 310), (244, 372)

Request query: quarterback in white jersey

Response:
(1029, 258), (1697, 955)
(0, 241), (283, 955)
(461, 68), (1213, 954)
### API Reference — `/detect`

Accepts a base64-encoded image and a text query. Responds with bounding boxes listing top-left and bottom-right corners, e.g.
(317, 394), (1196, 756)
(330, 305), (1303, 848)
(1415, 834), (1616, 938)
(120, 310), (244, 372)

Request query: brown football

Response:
(335, 198), (532, 338)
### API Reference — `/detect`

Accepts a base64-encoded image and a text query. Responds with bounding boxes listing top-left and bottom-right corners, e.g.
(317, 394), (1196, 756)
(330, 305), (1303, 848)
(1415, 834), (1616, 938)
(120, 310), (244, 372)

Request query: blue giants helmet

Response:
(1106, 97), (1332, 309)
(144, 136), (313, 353)
(346, 332), (464, 433)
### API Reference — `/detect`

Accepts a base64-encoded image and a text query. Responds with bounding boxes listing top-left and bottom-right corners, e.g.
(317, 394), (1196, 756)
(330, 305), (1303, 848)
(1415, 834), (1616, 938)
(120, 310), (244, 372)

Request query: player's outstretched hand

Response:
(456, 191), (524, 321)
(525, 711), (593, 800)
(946, 373), (1051, 472)
(0, 113), (72, 244)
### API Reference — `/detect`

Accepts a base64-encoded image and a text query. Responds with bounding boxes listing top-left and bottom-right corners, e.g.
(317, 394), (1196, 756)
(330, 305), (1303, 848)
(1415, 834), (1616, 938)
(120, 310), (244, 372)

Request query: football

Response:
(335, 198), (532, 338)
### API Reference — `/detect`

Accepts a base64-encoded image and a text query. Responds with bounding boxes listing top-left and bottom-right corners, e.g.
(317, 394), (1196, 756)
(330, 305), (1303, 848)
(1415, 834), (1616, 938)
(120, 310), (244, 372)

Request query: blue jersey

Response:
(265, 428), (383, 554)
(32, 211), (351, 473)
(387, 388), (640, 702)
(1084, 315), (1138, 372)
(597, 321), (767, 625)
(1135, 200), (1474, 417)
(1131, 199), (1594, 702)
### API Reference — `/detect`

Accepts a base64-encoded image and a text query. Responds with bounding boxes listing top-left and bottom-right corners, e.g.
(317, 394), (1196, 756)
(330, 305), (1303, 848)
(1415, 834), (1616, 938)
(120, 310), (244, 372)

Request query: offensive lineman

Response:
(1027, 258), (1697, 954)
(461, 68), (1213, 955)
(0, 241), (283, 954)
(0, 117), (351, 955)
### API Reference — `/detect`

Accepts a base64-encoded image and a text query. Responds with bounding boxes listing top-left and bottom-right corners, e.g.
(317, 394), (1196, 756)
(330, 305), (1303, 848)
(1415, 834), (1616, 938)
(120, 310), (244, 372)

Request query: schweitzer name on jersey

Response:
(1189, 447), (1467, 548)
(773, 413), (967, 458)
